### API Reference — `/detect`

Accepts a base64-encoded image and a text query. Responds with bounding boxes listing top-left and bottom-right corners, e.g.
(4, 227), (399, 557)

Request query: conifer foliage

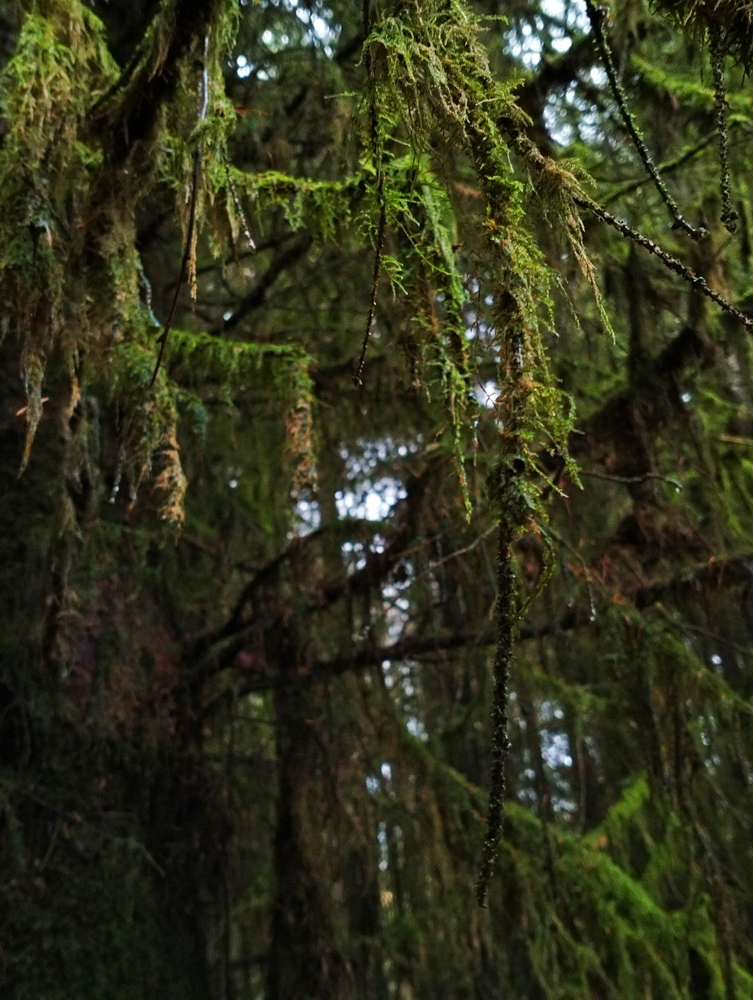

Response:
(1, 0), (753, 997)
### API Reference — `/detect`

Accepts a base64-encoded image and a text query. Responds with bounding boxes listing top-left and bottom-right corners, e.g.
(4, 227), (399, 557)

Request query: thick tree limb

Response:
(98, 0), (223, 164)
(515, 33), (597, 136)
(184, 530), (324, 669)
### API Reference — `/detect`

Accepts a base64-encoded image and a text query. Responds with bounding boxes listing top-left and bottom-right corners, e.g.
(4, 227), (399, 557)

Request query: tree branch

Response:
(218, 232), (313, 333)
(210, 553), (753, 701)
(634, 553), (753, 610)
(96, 0), (223, 165)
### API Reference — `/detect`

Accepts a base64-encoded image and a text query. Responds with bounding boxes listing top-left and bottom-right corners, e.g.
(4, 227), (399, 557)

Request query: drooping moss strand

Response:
(149, 36), (209, 388)
(475, 515), (515, 907)
(709, 26), (738, 234)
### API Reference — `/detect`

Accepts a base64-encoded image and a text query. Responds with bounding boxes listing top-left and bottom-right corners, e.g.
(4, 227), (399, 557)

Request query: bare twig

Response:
(680, 622), (751, 659)
(603, 131), (718, 206)
(581, 468), (683, 490)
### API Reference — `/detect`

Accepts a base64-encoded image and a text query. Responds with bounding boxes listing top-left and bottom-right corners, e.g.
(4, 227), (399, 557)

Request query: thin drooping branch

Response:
(580, 469), (682, 489)
(149, 146), (201, 386)
(633, 552), (753, 609)
(603, 130), (719, 206)
(576, 196), (753, 332)
(585, 0), (704, 240)
(496, 34), (748, 331)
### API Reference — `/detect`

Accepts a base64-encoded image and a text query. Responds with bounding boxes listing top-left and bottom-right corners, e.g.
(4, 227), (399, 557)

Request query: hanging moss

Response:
(3, 0), (753, 995)
(651, 0), (753, 69)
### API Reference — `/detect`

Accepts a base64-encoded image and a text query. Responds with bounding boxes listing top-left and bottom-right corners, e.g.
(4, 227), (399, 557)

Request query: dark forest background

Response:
(2, 0), (753, 997)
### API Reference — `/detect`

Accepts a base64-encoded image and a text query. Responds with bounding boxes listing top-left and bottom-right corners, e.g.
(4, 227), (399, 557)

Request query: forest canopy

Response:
(2, 0), (753, 998)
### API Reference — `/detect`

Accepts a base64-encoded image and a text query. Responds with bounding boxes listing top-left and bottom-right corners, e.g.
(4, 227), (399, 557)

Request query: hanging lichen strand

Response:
(364, 0), (590, 903)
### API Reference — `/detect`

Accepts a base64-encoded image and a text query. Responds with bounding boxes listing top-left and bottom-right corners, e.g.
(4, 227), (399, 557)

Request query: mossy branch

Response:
(709, 25), (738, 233)
(476, 518), (515, 907)
(577, 196), (753, 332)
(585, 0), (705, 241)
(149, 35), (209, 387)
